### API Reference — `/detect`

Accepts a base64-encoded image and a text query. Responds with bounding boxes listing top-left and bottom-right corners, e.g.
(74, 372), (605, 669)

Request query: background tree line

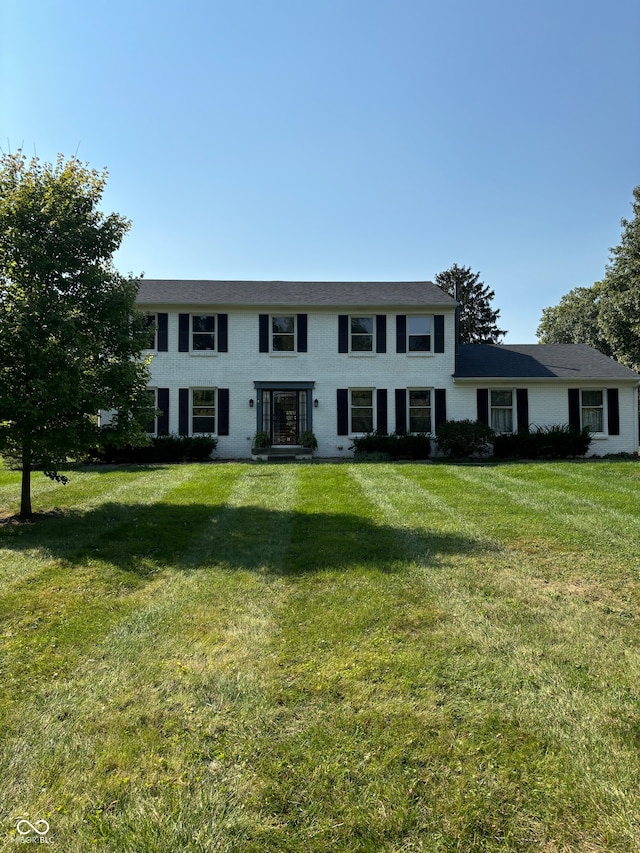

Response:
(537, 186), (640, 372)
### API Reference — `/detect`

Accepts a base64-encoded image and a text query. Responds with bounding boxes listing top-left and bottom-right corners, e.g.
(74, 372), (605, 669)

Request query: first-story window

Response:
(192, 315), (215, 351)
(272, 316), (295, 352)
(407, 316), (432, 352)
(351, 389), (374, 432)
(351, 316), (374, 352)
(192, 388), (216, 433)
(409, 389), (432, 432)
(490, 390), (513, 433)
(581, 390), (603, 432)
(144, 388), (157, 434)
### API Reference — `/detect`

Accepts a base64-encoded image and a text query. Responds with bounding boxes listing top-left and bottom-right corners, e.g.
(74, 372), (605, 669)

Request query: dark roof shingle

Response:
(454, 344), (640, 381)
(136, 279), (456, 308)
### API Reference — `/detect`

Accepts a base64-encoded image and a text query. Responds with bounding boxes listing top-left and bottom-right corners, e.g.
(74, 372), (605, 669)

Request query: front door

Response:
(272, 391), (298, 445)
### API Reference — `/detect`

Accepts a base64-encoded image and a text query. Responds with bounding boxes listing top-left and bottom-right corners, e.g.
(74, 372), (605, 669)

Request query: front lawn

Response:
(1, 461), (639, 851)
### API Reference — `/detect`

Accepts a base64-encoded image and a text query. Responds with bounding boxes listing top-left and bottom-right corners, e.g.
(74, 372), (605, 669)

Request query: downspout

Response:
(454, 281), (461, 373)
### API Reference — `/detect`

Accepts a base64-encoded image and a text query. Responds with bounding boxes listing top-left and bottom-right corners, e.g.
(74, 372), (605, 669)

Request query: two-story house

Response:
(134, 280), (640, 458)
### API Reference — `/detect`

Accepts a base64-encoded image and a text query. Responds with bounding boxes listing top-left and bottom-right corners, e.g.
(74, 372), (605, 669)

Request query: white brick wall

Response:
(144, 304), (456, 458)
(139, 303), (639, 458)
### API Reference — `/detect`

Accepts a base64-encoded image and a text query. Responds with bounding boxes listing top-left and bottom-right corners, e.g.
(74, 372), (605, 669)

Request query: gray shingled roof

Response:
(136, 279), (456, 308)
(455, 344), (640, 381)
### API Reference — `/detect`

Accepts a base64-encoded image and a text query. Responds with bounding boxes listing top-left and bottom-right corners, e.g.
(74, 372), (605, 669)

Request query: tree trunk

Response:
(19, 445), (32, 521)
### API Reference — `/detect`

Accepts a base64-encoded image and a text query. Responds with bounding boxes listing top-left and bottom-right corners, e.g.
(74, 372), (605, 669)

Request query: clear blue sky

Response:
(3, 0), (639, 342)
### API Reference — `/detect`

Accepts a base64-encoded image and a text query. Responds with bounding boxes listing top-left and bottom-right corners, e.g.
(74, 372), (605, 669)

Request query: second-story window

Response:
(143, 313), (157, 350)
(407, 316), (432, 352)
(351, 316), (374, 352)
(192, 315), (215, 351)
(272, 316), (295, 352)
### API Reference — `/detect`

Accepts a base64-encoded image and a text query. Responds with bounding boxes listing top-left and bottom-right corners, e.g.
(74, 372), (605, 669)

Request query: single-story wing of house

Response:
(130, 279), (640, 458)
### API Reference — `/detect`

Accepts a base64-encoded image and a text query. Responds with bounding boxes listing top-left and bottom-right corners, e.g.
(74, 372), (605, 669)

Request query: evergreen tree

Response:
(435, 264), (506, 344)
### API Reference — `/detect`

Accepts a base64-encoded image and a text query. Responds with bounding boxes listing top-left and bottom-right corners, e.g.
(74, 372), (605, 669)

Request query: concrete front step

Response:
(251, 445), (313, 461)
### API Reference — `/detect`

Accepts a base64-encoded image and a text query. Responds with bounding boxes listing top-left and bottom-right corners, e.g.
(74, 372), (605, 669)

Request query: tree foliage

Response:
(598, 186), (640, 371)
(435, 264), (506, 344)
(537, 186), (640, 371)
(536, 283), (612, 355)
(0, 152), (152, 519)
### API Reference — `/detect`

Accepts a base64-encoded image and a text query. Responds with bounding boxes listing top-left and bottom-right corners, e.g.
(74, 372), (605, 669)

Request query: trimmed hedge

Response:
(94, 435), (218, 464)
(350, 431), (431, 460)
(492, 425), (592, 459)
(436, 420), (495, 459)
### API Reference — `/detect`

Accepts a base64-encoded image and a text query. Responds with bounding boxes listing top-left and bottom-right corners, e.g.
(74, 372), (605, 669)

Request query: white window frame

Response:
(191, 387), (216, 434)
(406, 315), (433, 354)
(191, 314), (216, 353)
(408, 388), (432, 434)
(145, 387), (158, 436)
(350, 316), (375, 353)
(490, 389), (514, 434)
(143, 313), (157, 351)
(350, 388), (375, 434)
(271, 315), (296, 353)
(580, 389), (605, 435)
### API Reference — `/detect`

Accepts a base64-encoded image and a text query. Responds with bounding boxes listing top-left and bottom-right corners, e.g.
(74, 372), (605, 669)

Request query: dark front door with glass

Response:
(260, 388), (309, 445)
(272, 391), (298, 445)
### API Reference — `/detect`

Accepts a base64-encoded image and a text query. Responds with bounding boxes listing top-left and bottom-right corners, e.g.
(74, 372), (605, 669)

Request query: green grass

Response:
(1, 460), (640, 852)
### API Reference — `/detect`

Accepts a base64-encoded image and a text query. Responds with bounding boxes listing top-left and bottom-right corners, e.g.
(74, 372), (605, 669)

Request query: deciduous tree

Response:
(537, 186), (640, 371)
(0, 152), (152, 519)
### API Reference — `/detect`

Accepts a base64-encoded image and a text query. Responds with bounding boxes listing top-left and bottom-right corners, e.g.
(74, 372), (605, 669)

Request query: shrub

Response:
(350, 432), (431, 460)
(436, 420), (495, 459)
(298, 430), (318, 449)
(492, 425), (592, 459)
(252, 431), (271, 449)
(95, 434), (217, 463)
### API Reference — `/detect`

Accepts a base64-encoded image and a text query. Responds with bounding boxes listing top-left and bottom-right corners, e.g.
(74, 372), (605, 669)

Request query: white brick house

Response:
(134, 280), (640, 458)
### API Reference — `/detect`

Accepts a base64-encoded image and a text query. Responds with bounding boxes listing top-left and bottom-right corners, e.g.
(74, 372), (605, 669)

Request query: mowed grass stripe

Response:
(2, 464), (315, 848)
(447, 464), (640, 563)
(352, 464), (640, 849)
(2, 463), (640, 852)
(0, 465), (244, 700)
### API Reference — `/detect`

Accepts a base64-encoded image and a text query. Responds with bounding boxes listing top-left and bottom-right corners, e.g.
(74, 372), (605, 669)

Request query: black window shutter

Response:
(297, 314), (308, 352)
(396, 315), (407, 353)
(477, 389), (489, 426)
(395, 389), (407, 435)
(607, 388), (620, 435)
(435, 388), (447, 429)
(178, 388), (189, 435)
(516, 388), (529, 433)
(434, 315), (445, 353)
(259, 314), (269, 352)
(377, 389), (388, 434)
(337, 389), (349, 435)
(568, 388), (581, 429)
(218, 314), (228, 352)
(218, 388), (230, 435)
(376, 315), (387, 354)
(157, 388), (170, 436)
(157, 313), (168, 352)
(338, 315), (349, 353)
(178, 313), (190, 352)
